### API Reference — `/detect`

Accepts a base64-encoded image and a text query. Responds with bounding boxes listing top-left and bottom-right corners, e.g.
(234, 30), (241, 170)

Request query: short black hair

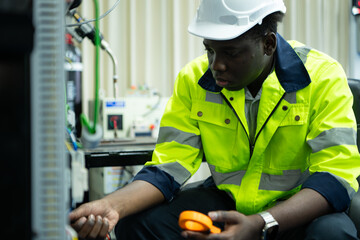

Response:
(245, 11), (285, 39)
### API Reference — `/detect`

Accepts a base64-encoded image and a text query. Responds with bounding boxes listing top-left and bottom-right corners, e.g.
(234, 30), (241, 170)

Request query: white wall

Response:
(279, 0), (350, 73)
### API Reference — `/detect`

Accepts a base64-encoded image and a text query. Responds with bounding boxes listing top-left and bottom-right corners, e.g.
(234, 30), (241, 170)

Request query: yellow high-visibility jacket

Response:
(134, 34), (360, 215)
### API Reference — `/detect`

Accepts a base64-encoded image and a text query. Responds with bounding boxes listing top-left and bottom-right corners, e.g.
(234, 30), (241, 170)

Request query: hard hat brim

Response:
(188, 20), (258, 41)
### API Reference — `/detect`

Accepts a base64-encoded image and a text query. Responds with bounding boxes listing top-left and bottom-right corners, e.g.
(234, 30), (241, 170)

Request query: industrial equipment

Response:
(350, 0), (360, 79)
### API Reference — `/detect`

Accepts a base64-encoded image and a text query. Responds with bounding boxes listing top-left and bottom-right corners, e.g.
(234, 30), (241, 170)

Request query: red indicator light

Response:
(353, 0), (360, 15)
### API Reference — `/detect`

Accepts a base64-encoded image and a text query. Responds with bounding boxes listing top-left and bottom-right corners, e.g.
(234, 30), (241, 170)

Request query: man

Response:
(70, 0), (360, 239)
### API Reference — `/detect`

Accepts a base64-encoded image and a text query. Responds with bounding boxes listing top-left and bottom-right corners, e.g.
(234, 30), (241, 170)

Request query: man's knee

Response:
(305, 213), (358, 240)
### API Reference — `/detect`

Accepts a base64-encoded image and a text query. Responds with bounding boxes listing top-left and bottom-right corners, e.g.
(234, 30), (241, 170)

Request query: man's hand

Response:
(182, 188), (333, 240)
(181, 210), (264, 240)
(69, 180), (165, 239)
(69, 199), (120, 239)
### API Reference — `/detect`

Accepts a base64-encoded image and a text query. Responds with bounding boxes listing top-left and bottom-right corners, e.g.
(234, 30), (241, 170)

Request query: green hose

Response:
(81, 0), (100, 134)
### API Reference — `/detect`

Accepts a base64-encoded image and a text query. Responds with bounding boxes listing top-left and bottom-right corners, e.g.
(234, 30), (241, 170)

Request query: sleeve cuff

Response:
(133, 166), (181, 201)
(301, 172), (351, 212)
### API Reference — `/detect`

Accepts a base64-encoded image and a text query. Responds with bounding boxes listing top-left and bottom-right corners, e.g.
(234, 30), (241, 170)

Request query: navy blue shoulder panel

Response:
(198, 34), (311, 93)
(275, 34), (311, 92)
(198, 68), (223, 92)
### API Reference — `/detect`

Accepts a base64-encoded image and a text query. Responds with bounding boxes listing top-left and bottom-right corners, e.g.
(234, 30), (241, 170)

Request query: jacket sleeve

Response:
(303, 60), (360, 211)
(134, 59), (206, 201)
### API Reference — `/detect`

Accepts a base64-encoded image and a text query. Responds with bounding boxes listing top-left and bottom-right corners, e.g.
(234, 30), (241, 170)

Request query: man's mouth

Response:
(215, 78), (230, 87)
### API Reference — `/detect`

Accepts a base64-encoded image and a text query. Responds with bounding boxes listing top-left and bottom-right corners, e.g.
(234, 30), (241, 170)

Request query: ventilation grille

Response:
(31, 0), (66, 239)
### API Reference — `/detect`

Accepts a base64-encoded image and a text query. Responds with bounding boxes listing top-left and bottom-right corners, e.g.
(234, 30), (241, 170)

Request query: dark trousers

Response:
(115, 182), (359, 240)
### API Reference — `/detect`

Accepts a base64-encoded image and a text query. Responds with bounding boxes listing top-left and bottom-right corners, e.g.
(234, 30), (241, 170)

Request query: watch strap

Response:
(258, 211), (279, 240)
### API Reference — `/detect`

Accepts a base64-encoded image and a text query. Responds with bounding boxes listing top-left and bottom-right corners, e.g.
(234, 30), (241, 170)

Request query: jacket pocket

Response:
(190, 100), (247, 170)
(190, 100), (237, 130)
(266, 103), (310, 170)
(279, 104), (309, 127)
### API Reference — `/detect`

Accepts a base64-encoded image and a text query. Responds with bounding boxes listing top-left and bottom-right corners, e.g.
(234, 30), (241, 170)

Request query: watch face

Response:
(264, 225), (279, 240)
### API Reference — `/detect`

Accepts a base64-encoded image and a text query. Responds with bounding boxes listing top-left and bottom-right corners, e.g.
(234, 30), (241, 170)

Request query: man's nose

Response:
(211, 54), (226, 72)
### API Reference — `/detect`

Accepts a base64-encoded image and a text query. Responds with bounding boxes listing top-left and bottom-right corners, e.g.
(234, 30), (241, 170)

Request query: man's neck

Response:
(247, 55), (275, 97)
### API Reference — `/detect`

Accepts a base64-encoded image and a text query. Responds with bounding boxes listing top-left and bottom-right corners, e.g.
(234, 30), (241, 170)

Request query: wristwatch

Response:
(258, 211), (279, 240)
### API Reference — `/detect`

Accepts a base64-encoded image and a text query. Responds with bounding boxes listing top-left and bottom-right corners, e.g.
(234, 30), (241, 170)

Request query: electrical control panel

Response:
(101, 98), (127, 139)
(100, 95), (169, 140)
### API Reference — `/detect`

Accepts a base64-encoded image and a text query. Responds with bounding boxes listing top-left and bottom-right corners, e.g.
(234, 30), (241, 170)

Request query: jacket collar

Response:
(198, 33), (311, 93)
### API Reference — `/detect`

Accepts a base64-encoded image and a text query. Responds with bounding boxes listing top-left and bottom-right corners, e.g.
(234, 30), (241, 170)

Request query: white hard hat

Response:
(188, 0), (286, 40)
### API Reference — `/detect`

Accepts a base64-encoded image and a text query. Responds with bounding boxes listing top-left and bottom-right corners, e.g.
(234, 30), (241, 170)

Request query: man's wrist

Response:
(248, 214), (266, 238)
(103, 189), (125, 216)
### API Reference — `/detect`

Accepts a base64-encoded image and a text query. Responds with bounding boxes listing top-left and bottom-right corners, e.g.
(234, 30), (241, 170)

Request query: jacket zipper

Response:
(221, 92), (286, 158)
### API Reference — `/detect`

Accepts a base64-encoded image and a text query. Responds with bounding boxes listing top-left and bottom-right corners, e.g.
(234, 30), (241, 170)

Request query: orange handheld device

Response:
(178, 211), (221, 234)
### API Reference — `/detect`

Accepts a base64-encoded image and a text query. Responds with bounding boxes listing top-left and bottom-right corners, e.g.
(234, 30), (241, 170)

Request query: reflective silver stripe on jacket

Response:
(157, 126), (202, 149)
(307, 128), (357, 153)
(209, 164), (309, 191)
(284, 92), (297, 104)
(205, 92), (223, 104)
(259, 169), (310, 191)
(157, 162), (192, 185)
(294, 46), (311, 64)
(208, 164), (246, 186)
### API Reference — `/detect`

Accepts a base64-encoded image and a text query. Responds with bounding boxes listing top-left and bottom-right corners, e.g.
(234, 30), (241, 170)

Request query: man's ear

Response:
(263, 32), (277, 56)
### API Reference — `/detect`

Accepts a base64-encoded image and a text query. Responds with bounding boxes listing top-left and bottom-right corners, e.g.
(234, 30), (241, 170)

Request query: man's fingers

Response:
(98, 217), (110, 239)
(71, 216), (87, 231)
(87, 215), (104, 239)
(77, 214), (96, 239)
(182, 230), (210, 240)
(71, 215), (110, 240)
(69, 204), (91, 222)
(208, 210), (242, 224)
